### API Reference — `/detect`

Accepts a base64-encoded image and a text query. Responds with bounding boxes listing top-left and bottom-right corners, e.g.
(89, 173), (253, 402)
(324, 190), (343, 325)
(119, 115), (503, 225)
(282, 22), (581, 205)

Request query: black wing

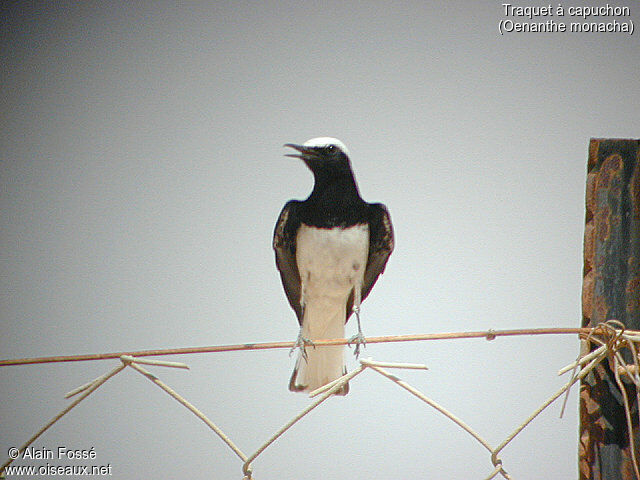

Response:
(273, 200), (304, 324)
(346, 203), (394, 320)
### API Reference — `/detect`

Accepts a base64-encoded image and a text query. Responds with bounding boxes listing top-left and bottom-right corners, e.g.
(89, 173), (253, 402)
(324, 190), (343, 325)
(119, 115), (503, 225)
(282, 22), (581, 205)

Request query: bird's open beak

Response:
(283, 143), (319, 159)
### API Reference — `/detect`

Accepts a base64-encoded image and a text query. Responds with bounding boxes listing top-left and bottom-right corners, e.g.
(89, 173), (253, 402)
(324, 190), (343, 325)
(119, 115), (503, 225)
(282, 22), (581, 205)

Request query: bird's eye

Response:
(326, 145), (336, 153)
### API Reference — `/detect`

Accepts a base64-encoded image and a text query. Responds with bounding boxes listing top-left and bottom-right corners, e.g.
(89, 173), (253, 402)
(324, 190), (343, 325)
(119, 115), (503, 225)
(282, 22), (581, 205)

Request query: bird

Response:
(273, 137), (394, 395)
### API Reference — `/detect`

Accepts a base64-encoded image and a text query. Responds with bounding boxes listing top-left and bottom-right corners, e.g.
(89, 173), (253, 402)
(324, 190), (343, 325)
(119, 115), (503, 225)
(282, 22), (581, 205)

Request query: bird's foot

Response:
(348, 304), (366, 358)
(348, 331), (366, 358)
(290, 332), (315, 360)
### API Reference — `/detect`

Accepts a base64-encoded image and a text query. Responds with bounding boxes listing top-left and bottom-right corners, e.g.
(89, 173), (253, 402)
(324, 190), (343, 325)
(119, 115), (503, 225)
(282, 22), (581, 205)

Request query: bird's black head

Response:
(284, 137), (352, 176)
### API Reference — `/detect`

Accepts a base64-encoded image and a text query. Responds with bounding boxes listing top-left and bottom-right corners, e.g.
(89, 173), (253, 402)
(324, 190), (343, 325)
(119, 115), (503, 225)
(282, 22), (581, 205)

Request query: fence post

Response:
(580, 138), (640, 479)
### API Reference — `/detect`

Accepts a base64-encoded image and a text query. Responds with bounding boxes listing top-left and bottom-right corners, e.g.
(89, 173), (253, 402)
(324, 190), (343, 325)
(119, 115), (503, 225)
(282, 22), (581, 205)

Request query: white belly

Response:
(296, 223), (369, 301)
(291, 223), (369, 392)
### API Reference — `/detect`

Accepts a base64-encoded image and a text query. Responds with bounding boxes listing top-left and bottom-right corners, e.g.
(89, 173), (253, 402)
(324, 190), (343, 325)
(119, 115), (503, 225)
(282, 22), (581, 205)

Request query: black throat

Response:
(299, 168), (368, 228)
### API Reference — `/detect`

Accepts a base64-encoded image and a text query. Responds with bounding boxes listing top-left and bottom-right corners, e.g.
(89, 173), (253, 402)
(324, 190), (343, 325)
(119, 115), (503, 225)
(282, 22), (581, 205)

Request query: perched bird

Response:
(273, 137), (394, 395)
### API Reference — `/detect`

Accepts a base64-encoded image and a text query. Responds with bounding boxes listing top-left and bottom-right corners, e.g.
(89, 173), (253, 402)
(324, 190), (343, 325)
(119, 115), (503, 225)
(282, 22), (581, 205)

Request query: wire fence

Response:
(1, 322), (638, 480)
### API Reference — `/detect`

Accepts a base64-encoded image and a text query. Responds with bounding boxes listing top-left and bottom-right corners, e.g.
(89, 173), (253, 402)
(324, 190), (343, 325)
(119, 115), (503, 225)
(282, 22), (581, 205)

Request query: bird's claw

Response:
(348, 332), (366, 358)
(290, 333), (315, 360)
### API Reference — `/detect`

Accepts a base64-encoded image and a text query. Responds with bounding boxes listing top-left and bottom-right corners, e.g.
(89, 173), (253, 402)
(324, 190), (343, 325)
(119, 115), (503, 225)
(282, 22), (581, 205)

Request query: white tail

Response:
(289, 300), (349, 395)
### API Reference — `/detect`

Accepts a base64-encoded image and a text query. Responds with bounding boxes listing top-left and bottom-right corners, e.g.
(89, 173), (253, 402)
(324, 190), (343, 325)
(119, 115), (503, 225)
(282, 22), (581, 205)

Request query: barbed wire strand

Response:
(367, 341), (618, 480)
(241, 365), (367, 479)
(356, 359), (429, 370)
(558, 327), (614, 421)
(558, 351), (593, 418)
(613, 347), (640, 479)
(581, 323), (640, 480)
(491, 349), (606, 472)
(3, 324), (640, 479)
(125, 359), (248, 463)
(557, 344), (607, 376)
(64, 369), (120, 399)
(307, 359), (429, 399)
(0, 362), (126, 473)
(364, 361), (493, 453)
(627, 340), (640, 423)
(558, 345), (606, 418)
(561, 321), (640, 479)
(0, 327), (617, 367)
(558, 321), (632, 418)
(364, 361), (508, 479)
(120, 355), (189, 369)
(627, 339), (640, 480)
(614, 355), (640, 479)
(484, 464), (505, 480)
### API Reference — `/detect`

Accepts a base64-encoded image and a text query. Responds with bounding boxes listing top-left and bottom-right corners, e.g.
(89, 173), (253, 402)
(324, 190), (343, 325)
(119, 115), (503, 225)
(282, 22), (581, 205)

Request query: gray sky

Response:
(1, 1), (639, 479)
